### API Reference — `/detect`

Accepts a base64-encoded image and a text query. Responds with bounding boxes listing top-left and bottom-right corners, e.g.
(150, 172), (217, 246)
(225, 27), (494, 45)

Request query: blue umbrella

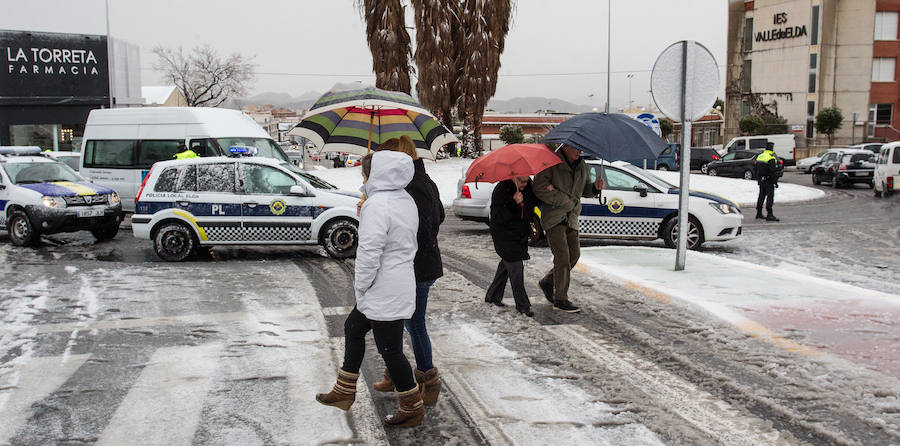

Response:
(542, 113), (668, 161)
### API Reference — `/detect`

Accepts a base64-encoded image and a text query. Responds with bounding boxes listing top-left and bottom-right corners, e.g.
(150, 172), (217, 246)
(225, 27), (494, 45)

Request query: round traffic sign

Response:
(650, 40), (719, 122)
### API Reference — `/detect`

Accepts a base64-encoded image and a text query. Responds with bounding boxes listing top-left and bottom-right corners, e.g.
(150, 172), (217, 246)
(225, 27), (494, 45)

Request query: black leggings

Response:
(341, 307), (416, 392)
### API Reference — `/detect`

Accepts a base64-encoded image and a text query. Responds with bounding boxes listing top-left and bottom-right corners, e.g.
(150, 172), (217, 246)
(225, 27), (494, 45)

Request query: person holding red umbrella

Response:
(484, 175), (539, 317)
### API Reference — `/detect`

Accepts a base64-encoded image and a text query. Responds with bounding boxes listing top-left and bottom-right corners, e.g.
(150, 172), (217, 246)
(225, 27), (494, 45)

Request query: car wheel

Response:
(321, 218), (358, 259)
(658, 164), (669, 171)
(663, 216), (703, 250)
(153, 222), (196, 262)
(707, 168), (717, 176)
(7, 211), (38, 246)
(700, 163), (709, 174)
(742, 170), (753, 180)
(91, 223), (120, 241)
(812, 172), (821, 185)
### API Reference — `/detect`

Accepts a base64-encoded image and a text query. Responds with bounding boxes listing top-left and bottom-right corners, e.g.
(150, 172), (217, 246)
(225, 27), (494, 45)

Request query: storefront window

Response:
(9, 124), (85, 152)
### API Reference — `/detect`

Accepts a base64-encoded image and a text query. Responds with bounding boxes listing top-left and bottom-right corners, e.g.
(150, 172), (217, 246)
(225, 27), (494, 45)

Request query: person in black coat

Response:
(485, 176), (536, 317)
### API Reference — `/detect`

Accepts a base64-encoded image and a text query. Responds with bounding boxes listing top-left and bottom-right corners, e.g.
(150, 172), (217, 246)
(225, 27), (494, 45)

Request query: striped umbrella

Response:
(289, 84), (457, 160)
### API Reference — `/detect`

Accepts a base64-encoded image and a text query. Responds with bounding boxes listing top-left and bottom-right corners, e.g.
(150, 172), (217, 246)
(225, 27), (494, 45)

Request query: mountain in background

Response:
(227, 91), (593, 115)
(487, 97), (593, 114)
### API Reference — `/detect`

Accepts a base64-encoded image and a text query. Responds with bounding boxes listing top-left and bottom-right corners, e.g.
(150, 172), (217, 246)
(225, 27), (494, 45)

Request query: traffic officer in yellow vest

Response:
(174, 144), (199, 159)
(754, 142), (780, 221)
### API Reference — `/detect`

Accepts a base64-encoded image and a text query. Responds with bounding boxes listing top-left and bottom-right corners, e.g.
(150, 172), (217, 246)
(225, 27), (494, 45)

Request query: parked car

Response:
(796, 153), (825, 174)
(132, 152), (361, 261)
(846, 143), (883, 153)
(811, 149), (875, 188)
(80, 107), (290, 212)
(874, 142), (900, 197)
(623, 142), (679, 171)
(691, 148), (721, 173)
(44, 151), (82, 171)
(451, 172), (493, 223)
(346, 154), (362, 167)
(723, 134), (796, 165)
(0, 146), (122, 246)
(705, 149), (763, 180)
(452, 160), (744, 250)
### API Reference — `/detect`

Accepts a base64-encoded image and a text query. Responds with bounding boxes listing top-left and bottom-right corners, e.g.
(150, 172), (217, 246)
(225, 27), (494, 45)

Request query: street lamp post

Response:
(627, 74), (634, 111)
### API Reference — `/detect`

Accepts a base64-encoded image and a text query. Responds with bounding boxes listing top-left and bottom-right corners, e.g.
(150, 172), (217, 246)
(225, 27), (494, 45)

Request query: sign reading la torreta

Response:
(0, 30), (109, 103)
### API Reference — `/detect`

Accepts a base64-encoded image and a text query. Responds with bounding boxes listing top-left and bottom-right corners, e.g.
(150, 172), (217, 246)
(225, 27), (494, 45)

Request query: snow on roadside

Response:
(310, 158), (823, 207)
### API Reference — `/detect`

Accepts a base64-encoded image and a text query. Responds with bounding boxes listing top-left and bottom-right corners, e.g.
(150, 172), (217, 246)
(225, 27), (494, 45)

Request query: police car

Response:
(0, 146), (122, 246)
(132, 147), (361, 261)
(455, 159), (743, 249)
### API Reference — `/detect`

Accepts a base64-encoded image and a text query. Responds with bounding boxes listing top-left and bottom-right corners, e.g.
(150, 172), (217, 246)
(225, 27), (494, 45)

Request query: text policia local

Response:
(7, 47), (101, 76)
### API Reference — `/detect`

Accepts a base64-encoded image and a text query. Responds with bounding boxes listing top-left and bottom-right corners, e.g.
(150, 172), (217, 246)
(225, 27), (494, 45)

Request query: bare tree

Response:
(152, 45), (255, 107)
(357, 0), (414, 94)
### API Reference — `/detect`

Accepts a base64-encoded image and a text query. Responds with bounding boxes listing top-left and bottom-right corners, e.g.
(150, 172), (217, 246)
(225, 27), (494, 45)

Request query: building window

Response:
(808, 73), (817, 93)
(806, 118), (814, 138)
(870, 103), (893, 125)
(808, 53), (818, 93)
(807, 101), (815, 117)
(811, 5), (820, 45)
(741, 99), (751, 117)
(809, 53), (817, 69)
(742, 60), (752, 92)
(872, 57), (896, 82)
(875, 11), (898, 41)
(744, 18), (753, 51)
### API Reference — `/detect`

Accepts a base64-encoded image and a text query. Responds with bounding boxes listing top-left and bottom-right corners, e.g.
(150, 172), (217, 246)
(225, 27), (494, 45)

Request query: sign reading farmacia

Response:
(7, 47), (101, 76)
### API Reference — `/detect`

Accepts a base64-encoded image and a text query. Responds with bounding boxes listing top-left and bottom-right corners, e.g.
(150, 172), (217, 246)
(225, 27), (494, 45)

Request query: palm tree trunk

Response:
(358, 0), (413, 94)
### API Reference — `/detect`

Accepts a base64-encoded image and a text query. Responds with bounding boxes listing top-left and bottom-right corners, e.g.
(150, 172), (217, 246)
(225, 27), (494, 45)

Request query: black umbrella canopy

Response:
(542, 113), (669, 161)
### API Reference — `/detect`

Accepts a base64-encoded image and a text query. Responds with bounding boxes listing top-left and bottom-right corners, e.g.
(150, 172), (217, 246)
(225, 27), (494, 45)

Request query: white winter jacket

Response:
(354, 151), (419, 321)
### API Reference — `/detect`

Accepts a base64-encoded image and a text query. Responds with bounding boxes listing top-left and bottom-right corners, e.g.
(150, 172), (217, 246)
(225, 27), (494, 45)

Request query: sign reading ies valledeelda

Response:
(0, 30), (110, 105)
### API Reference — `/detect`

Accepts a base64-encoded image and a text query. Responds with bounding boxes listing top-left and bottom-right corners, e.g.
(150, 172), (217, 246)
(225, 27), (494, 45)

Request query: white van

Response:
(80, 107), (289, 211)
(874, 142), (900, 197)
(723, 134), (796, 165)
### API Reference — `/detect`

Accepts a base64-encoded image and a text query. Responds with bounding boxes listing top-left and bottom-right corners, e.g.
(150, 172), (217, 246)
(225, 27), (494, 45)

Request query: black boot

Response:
(765, 214), (780, 222)
(755, 211), (764, 219)
(538, 278), (554, 304)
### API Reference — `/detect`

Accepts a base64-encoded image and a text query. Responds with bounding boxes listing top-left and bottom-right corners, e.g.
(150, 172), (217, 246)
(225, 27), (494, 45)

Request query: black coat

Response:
(489, 179), (536, 262)
(406, 158), (444, 282)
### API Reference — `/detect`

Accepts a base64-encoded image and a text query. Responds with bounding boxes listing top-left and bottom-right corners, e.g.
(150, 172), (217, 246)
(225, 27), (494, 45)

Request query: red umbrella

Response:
(464, 144), (562, 184)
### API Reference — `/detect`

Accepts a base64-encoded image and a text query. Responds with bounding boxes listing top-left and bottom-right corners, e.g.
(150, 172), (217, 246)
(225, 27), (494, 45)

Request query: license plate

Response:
(77, 208), (105, 218)
(854, 172), (869, 177)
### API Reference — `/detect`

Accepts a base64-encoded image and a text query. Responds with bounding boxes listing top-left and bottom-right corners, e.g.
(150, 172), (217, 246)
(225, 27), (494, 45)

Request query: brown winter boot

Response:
(315, 368), (358, 411)
(384, 385), (425, 427)
(415, 367), (442, 406)
(372, 368), (394, 392)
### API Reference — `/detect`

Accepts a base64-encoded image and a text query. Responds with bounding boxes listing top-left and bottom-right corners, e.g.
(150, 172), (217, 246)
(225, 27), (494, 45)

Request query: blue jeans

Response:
(405, 279), (436, 372)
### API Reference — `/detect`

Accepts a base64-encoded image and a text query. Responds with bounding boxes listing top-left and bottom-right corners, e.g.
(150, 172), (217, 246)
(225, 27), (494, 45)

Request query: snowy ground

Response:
(311, 158), (824, 207)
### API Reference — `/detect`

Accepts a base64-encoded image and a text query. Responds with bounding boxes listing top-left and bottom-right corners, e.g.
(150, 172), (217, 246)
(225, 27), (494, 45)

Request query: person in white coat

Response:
(316, 150), (425, 427)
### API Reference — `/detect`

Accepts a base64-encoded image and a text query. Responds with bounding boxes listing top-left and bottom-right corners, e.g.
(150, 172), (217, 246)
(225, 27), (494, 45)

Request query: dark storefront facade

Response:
(0, 30), (110, 151)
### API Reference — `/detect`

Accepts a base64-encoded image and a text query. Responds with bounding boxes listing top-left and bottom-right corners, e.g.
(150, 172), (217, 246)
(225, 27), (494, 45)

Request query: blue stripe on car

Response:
(134, 201), (330, 218)
(581, 203), (672, 218)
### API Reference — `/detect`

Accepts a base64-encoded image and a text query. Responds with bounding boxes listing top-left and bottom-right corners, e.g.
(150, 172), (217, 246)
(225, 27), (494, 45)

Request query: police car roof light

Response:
(0, 146), (43, 156)
(228, 145), (258, 157)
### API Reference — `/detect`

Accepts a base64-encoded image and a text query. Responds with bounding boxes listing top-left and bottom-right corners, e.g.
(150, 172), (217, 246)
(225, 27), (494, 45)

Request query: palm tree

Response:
(456, 0), (512, 155)
(357, 0), (414, 94)
(411, 0), (461, 130)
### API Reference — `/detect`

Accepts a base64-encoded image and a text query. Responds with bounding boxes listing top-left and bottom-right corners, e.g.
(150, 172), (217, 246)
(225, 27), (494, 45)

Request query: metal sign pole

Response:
(676, 40), (691, 271)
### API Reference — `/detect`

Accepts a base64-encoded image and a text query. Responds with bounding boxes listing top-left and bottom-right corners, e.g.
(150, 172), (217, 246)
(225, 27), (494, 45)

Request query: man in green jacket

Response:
(533, 145), (605, 313)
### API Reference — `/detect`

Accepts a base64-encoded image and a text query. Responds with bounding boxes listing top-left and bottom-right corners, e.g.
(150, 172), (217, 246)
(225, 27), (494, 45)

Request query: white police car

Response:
(0, 146), (122, 246)
(132, 147), (361, 261)
(455, 159), (743, 249)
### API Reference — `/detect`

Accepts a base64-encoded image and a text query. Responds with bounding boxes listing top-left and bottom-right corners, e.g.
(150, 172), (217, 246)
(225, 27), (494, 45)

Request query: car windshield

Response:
(5, 161), (82, 184)
(216, 138), (289, 162)
(279, 162), (337, 189)
(57, 156), (80, 171)
(618, 163), (676, 189)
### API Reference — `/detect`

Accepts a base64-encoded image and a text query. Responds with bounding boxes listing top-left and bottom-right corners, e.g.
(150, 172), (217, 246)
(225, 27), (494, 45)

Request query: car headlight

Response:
(42, 196), (66, 209)
(108, 192), (120, 205)
(709, 202), (739, 214)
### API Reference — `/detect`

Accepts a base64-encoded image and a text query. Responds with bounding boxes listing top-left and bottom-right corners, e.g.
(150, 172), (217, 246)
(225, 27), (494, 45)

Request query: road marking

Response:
(96, 343), (223, 446)
(33, 307), (320, 334)
(0, 354), (90, 445)
(430, 323), (665, 446)
(546, 325), (792, 446)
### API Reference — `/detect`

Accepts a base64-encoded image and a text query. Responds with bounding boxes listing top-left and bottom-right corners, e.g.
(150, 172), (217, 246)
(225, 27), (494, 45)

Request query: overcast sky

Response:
(1, 0), (727, 110)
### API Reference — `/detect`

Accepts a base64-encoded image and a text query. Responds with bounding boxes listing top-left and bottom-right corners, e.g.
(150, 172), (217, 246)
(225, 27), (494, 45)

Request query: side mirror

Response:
(633, 183), (648, 197)
(290, 185), (313, 196)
